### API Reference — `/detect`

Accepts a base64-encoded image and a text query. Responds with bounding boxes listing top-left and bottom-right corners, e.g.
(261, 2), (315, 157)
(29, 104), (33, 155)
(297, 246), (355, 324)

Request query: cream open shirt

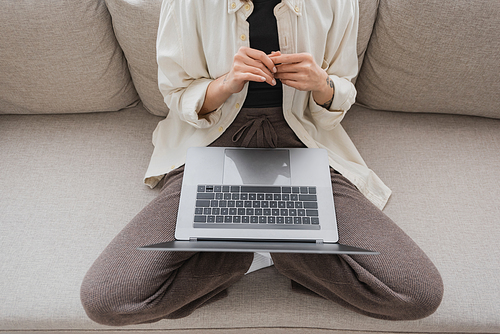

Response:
(146, 0), (392, 210)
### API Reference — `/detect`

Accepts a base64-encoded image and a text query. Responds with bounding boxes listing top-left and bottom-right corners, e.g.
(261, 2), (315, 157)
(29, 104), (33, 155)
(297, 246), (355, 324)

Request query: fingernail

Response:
(273, 67), (277, 73)
(272, 79), (276, 85)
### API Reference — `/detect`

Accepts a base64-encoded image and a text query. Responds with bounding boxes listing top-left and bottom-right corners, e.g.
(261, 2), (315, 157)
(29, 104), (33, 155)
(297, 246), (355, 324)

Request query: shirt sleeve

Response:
(309, 0), (359, 131)
(156, 0), (221, 128)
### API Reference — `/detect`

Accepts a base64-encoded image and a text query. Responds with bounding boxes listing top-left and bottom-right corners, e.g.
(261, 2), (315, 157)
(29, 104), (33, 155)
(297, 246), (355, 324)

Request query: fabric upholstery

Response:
(1, 105), (499, 333)
(355, 0), (500, 118)
(356, 0), (379, 81)
(104, 0), (169, 116)
(0, 0), (138, 114)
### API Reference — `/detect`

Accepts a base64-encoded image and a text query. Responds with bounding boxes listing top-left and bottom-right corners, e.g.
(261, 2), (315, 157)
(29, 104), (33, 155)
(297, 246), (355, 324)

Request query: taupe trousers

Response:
(81, 107), (443, 325)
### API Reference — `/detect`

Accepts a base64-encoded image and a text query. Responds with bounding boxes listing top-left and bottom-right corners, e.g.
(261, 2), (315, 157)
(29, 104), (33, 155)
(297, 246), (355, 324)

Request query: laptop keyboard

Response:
(193, 185), (320, 230)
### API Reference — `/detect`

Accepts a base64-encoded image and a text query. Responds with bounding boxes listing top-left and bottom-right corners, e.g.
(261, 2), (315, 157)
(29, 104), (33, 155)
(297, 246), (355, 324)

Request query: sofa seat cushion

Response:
(0, 0), (138, 114)
(355, 0), (500, 119)
(1, 105), (499, 333)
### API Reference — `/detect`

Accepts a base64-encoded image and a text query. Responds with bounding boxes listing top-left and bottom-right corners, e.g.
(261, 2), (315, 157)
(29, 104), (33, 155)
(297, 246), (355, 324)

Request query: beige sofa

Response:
(1, 0), (499, 333)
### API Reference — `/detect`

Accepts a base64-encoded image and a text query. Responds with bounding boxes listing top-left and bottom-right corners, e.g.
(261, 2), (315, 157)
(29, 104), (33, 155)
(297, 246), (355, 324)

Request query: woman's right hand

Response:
(222, 47), (277, 94)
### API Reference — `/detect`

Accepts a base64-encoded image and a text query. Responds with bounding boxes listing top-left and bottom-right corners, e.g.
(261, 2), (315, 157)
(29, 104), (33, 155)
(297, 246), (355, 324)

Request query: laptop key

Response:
(194, 215), (207, 222)
(197, 193), (215, 199)
(299, 194), (317, 201)
(196, 200), (211, 207)
(193, 223), (320, 230)
(303, 202), (318, 209)
(306, 209), (319, 216)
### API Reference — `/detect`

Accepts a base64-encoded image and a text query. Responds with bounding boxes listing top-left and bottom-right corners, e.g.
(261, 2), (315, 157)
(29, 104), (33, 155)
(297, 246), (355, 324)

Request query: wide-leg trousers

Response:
(81, 107), (443, 325)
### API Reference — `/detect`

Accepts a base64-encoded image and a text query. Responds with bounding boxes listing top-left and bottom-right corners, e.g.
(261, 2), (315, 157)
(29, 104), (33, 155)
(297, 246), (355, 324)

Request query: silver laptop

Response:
(139, 147), (378, 254)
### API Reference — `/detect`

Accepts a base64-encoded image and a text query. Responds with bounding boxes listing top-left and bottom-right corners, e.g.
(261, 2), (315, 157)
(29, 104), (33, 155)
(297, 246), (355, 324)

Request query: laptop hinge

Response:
(315, 239), (324, 244)
(189, 237), (198, 242)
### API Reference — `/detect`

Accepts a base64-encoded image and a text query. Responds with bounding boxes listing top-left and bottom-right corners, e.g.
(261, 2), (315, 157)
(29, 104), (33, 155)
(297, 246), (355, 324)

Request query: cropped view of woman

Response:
(81, 0), (443, 325)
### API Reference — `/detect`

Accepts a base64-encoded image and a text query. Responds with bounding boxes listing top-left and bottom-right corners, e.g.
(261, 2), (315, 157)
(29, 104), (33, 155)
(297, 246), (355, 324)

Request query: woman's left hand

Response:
(270, 52), (334, 107)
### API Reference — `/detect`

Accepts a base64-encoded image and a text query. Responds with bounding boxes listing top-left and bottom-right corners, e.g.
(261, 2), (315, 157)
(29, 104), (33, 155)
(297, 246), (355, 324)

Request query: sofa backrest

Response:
(355, 0), (500, 119)
(0, 0), (138, 114)
(4, 0), (495, 119)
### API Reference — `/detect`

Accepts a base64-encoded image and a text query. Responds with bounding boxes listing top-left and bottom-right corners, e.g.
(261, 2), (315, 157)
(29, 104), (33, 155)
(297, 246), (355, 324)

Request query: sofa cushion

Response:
(355, 0), (500, 119)
(104, 0), (169, 117)
(0, 0), (138, 114)
(356, 0), (379, 82)
(103, 0), (378, 116)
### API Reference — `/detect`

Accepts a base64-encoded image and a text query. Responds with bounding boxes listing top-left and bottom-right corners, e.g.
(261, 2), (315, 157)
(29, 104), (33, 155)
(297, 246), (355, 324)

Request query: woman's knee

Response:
(385, 276), (444, 320)
(271, 253), (444, 321)
(80, 276), (139, 326)
(80, 252), (255, 326)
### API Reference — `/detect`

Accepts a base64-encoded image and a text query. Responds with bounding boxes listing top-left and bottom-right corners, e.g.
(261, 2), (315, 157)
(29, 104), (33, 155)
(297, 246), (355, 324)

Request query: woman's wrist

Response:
(199, 75), (233, 116)
(312, 72), (335, 109)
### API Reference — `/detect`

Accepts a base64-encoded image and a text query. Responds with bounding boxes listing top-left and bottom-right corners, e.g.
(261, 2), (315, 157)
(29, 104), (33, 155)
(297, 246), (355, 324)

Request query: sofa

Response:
(1, 0), (499, 333)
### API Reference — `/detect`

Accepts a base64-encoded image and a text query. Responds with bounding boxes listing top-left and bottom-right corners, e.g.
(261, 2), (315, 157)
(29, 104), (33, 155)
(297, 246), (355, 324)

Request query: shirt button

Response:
(294, 6), (300, 13)
(231, 2), (236, 9)
(218, 126), (224, 132)
(235, 103), (240, 109)
(240, 34), (246, 41)
(244, 4), (250, 10)
(170, 165), (175, 170)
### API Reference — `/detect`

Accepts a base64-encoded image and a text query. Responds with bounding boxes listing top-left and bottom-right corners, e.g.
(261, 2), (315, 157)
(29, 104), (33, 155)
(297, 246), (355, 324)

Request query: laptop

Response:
(139, 147), (378, 254)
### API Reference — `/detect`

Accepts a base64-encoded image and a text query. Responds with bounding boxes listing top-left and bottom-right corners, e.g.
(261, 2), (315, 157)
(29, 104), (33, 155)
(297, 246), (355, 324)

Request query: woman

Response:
(81, 0), (443, 325)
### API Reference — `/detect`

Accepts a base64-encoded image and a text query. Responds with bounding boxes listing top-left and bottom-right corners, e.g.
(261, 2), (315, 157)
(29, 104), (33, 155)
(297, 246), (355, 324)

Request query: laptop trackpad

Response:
(223, 149), (291, 185)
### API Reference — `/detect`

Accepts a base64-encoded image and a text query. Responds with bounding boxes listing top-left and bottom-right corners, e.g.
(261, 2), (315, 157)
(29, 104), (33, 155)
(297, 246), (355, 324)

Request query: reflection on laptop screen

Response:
(223, 149), (291, 186)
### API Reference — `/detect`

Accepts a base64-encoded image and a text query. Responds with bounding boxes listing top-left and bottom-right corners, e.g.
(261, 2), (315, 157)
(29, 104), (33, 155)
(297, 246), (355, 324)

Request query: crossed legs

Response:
(81, 168), (443, 325)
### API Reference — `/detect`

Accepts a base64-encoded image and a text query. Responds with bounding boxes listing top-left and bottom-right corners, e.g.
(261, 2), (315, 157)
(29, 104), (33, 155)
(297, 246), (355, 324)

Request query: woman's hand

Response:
(200, 47), (277, 116)
(270, 52), (335, 108)
(223, 46), (277, 94)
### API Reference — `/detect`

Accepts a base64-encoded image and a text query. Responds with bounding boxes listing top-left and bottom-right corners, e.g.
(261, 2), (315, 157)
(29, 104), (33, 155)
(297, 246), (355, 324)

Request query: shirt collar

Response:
(227, 0), (303, 16)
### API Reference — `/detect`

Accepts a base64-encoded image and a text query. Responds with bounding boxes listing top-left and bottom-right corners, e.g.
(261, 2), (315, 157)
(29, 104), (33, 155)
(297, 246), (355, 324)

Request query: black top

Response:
(242, 0), (283, 108)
